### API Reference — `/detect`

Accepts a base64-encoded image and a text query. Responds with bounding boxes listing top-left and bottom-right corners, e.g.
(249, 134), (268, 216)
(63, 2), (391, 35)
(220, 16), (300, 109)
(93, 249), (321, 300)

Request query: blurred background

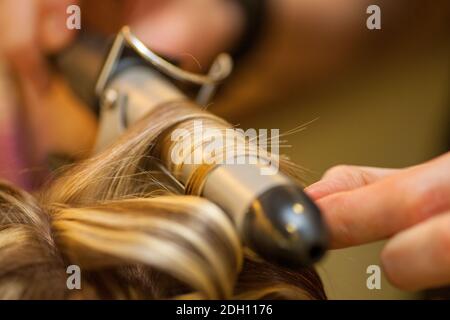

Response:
(0, 0), (449, 299)
(215, 0), (449, 299)
(224, 36), (449, 299)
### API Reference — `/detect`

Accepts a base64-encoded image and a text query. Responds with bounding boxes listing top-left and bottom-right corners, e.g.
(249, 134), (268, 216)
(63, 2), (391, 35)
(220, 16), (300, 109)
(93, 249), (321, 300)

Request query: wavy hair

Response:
(0, 101), (325, 300)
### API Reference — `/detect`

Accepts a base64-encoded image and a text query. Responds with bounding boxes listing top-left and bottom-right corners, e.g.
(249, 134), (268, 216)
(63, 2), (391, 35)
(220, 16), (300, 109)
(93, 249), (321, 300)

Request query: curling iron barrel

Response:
(63, 27), (328, 268)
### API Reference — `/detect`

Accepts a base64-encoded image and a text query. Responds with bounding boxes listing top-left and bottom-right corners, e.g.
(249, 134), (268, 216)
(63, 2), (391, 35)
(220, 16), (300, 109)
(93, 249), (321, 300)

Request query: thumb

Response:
(316, 153), (450, 249)
(305, 165), (398, 201)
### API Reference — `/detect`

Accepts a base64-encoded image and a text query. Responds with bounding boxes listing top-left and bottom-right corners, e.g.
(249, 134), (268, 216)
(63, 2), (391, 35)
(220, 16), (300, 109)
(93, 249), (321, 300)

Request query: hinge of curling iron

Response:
(95, 26), (233, 107)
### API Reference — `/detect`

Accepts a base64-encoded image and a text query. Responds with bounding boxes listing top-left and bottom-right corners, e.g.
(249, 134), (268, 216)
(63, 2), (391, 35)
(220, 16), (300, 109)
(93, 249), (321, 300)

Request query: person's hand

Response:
(122, 0), (244, 69)
(0, 0), (244, 83)
(0, 0), (86, 184)
(305, 152), (450, 291)
(0, 0), (78, 88)
(0, 0), (244, 186)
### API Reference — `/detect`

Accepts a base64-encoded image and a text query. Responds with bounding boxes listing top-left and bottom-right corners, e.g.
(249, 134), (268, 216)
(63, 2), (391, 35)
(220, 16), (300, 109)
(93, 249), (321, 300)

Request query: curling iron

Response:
(56, 26), (328, 268)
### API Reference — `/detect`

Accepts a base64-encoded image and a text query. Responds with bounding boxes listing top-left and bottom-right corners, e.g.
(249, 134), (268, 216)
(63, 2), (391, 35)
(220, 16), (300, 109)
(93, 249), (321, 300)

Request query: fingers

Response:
(0, 0), (49, 90)
(317, 152), (450, 248)
(381, 211), (450, 291)
(0, 0), (37, 53)
(306, 165), (398, 200)
(124, 0), (244, 69)
(0, 0), (39, 63)
(38, 0), (80, 53)
(1, 0), (78, 90)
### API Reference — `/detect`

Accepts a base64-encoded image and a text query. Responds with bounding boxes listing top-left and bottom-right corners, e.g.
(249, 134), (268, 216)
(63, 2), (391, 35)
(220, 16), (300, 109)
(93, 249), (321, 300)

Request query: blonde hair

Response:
(0, 101), (325, 300)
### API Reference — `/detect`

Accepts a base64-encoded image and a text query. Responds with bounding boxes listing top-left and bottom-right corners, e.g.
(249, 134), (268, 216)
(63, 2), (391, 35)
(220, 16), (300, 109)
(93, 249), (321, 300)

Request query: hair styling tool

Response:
(56, 27), (328, 268)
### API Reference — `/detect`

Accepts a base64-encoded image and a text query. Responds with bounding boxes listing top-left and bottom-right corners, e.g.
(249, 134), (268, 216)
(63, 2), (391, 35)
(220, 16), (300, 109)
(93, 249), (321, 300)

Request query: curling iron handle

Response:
(55, 31), (329, 268)
(96, 54), (329, 268)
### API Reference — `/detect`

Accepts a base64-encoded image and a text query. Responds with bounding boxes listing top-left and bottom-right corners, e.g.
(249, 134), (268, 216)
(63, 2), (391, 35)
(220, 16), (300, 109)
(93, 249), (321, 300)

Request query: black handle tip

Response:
(242, 184), (329, 268)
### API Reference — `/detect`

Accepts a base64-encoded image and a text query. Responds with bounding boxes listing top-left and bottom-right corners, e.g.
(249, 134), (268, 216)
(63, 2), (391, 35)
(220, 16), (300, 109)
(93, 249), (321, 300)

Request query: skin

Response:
(305, 152), (450, 291)
(0, 0), (244, 166)
(0, 0), (96, 185)
(122, 0), (244, 69)
(1, 0), (449, 291)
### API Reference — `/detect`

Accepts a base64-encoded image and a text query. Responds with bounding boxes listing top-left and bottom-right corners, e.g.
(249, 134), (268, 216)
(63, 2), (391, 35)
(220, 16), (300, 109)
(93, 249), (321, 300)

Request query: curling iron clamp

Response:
(58, 26), (328, 268)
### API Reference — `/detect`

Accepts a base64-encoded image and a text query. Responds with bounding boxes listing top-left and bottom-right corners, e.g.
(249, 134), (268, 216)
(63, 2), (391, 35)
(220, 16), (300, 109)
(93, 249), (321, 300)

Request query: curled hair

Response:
(0, 101), (325, 300)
